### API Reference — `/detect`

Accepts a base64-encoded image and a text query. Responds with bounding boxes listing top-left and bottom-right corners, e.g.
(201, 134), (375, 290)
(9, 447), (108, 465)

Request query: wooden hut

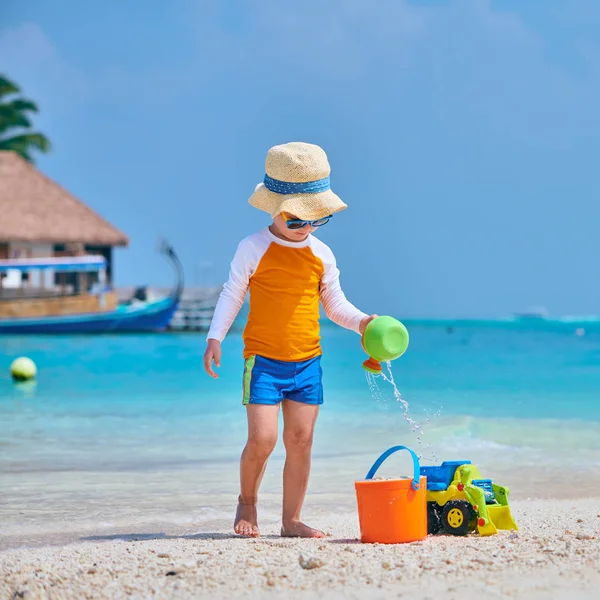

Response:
(0, 150), (129, 316)
(0, 150), (128, 290)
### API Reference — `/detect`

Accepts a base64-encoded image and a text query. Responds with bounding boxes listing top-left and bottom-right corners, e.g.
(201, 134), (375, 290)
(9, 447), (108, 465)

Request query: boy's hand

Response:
(204, 339), (222, 378)
(359, 314), (378, 335)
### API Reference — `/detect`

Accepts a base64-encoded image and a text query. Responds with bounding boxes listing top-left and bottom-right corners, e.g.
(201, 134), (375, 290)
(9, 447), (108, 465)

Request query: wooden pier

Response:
(169, 286), (221, 332)
(116, 286), (248, 333)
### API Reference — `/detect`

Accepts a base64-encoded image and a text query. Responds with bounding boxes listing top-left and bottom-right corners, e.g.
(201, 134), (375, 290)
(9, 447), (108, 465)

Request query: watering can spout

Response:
(361, 316), (409, 372)
(362, 357), (382, 374)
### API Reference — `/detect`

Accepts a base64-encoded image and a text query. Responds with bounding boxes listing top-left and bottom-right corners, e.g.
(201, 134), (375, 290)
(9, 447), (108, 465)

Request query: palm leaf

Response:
(0, 133), (51, 152)
(0, 99), (38, 133)
(0, 113), (32, 133)
(0, 76), (52, 162)
(2, 99), (39, 113)
(0, 133), (52, 161)
(0, 74), (21, 98)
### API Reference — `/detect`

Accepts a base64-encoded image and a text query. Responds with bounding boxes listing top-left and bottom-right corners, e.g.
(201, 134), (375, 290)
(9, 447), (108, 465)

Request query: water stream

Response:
(366, 361), (440, 462)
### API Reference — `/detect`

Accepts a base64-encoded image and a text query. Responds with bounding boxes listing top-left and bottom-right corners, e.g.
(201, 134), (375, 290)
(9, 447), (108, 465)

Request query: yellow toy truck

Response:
(420, 461), (518, 536)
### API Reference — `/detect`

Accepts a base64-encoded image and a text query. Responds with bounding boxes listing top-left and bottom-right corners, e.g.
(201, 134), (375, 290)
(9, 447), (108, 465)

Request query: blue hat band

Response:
(263, 174), (330, 195)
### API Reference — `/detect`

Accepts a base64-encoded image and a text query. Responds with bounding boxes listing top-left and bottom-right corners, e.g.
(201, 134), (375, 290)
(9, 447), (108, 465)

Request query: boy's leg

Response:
(280, 400), (324, 538)
(235, 403), (279, 537)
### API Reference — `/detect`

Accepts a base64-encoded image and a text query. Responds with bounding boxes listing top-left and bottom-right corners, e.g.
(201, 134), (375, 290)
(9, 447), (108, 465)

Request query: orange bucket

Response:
(355, 445), (427, 544)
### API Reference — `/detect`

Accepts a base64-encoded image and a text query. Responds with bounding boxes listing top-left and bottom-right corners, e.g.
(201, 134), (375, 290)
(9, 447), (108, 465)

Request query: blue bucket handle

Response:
(364, 445), (421, 491)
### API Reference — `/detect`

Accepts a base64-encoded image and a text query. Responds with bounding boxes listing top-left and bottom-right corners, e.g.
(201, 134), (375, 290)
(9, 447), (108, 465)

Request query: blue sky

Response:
(2, 0), (600, 318)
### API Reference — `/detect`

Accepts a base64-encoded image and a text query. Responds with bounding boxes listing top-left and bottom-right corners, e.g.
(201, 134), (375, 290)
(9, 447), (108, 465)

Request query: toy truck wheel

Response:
(468, 516), (478, 532)
(441, 501), (471, 536)
(467, 507), (479, 532)
(427, 502), (442, 535)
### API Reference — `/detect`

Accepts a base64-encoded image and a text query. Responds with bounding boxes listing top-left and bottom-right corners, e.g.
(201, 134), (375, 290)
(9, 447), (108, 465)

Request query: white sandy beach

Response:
(2, 498), (599, 600)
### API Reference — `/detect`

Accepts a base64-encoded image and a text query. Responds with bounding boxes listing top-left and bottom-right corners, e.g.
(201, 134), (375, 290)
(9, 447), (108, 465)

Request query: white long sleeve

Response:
(206, 234), (268, 342)
(320, 274), (367, 334)
(314, 239), (368, 334)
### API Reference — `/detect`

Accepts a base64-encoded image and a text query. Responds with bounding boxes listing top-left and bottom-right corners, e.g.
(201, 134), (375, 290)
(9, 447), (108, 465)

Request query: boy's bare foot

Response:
(281, 520), (325, 538)
(234, 498), (260, 537)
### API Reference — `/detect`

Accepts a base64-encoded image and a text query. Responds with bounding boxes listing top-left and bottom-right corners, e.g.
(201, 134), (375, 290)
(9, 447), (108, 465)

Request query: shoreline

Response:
(2, 498), (599, 599)
(3, 462), (600, 553)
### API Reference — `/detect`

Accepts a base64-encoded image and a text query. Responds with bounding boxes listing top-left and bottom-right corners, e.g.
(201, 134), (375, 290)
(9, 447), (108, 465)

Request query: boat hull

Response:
(0, 297), (179, 334)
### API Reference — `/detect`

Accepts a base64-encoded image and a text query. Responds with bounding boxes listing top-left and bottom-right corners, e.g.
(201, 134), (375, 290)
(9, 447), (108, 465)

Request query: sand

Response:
(1, 498), (599, 600)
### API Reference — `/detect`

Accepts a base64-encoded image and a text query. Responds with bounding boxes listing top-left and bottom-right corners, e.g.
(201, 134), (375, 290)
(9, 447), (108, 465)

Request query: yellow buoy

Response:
(10, 357), (37, 382)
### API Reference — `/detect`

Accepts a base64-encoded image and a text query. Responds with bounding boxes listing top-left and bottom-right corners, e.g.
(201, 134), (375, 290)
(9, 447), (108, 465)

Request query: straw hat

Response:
(249, 142), (347, 221)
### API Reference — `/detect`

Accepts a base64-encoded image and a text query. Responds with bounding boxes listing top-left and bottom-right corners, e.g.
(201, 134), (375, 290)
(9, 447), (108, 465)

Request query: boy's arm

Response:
(319, 253), (369, 334)
(207, 240), (253, 342)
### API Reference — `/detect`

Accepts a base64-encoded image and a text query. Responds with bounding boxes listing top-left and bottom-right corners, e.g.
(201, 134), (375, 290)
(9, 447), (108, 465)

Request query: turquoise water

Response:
(1, 323), (600, 547)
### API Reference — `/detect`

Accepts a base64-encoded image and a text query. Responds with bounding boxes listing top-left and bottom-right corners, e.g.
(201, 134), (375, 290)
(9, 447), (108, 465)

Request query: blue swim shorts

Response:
(242, 355), (323, 406)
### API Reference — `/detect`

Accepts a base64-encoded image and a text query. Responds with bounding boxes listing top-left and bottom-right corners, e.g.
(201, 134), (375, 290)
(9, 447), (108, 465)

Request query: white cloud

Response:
(0, 22), (192, 114)
(4, 2), (600, 141)
(232, 0), (600, 143)
(183, 0), (430, 79)
(0, 23), (90, 109)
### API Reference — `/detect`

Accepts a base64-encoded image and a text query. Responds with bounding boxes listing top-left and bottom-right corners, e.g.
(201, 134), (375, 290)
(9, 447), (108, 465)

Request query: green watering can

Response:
(361, 316), (410, 374)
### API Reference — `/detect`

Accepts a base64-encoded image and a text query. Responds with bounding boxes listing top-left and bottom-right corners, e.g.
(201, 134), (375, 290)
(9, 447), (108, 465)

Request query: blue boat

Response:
(0, 242), (183, 334)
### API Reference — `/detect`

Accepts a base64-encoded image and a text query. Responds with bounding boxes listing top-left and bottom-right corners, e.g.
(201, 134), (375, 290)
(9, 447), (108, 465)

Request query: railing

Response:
(0, 283), (110, 301)
(0, 286), (75, 300)
(115, 286), (247, 332)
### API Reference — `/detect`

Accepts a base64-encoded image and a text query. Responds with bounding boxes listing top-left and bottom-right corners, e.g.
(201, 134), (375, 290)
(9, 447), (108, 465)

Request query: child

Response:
(204, 142), (375, 538)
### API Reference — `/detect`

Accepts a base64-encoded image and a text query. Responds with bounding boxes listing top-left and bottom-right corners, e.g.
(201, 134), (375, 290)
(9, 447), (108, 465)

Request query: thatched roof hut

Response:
(0, 151), (128, 246)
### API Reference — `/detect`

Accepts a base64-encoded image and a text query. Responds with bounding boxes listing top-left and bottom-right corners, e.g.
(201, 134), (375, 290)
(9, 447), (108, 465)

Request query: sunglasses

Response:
(282, 212), (333, 230)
